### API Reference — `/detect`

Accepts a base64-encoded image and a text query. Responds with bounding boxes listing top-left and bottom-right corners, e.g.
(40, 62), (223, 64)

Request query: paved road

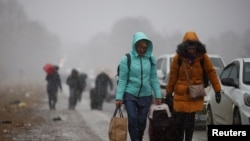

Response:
(3, 84), (207, 141)
(75, 86), (207, 141)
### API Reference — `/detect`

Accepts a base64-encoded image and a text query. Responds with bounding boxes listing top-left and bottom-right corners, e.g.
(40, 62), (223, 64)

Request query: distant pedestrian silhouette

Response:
(92, 72), (113, 110)
(77, 73), (87, 102)
(45, 65), (62, 110)
(66, 69), (80, 110)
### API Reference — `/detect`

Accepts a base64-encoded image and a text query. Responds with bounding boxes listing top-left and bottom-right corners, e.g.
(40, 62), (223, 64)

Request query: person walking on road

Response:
(66, 69), (80, 110)
(77, 73), (87, 102)
(94, 71), (113, 110)
(45, 65), (62, 110)
(165, 31), (222, 141)
(115, 32), (162, 141)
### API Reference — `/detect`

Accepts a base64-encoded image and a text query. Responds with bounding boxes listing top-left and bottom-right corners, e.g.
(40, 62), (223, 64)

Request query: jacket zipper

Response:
(137, 56), (143, 97)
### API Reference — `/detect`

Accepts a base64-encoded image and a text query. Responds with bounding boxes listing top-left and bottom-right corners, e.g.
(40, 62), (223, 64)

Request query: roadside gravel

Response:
(0, 84), (102, 141)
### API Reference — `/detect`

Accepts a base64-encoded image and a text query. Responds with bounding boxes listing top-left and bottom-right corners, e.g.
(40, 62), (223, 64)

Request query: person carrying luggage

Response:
(115, 32), (162, 141)
(165, 31), (221, 141)
(94, 71), (113, 110)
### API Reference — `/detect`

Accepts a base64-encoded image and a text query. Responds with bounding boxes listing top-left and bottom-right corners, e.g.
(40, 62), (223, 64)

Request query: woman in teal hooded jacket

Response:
(115, 32), (162, 141)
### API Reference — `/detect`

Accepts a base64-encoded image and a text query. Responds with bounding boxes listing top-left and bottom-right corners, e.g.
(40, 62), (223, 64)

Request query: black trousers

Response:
(48, 92), (57, 110)
(173, 112), (195, 141)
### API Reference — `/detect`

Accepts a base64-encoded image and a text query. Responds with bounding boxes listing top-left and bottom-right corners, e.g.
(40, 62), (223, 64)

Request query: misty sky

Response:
(18, 0), (250, 45)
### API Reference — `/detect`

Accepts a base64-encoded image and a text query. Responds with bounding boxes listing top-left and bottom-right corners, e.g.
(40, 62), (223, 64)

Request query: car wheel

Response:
(233, 108), (241, 125)
(206, 106), (213, 125)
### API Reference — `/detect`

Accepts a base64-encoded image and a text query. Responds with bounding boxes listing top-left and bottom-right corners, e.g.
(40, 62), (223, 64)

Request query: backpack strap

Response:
(125, 53), (131, 85)
(200, 57), (204, 68)
(178, 56), (182, 67)
(200, 56), (209, 88)
(116, 53), (130, 77)
(125, 53), (131, 72)
(116, 53), (131, 84)
(178, 55), (182, 67)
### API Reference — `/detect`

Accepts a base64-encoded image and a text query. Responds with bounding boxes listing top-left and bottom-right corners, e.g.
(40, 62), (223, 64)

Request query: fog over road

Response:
(1, 0), (250, 84)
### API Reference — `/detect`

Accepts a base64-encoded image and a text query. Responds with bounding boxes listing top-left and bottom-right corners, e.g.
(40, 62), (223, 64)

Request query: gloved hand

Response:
(165, 94), (173, 112)
(115, 100), (123, 107)
(215, 91), (221, 104)
(154, 98), (162, 105)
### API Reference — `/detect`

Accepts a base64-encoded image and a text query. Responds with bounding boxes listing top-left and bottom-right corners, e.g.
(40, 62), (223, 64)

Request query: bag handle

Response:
(112, 106), (124, 118)
(183, 62), (190, 86)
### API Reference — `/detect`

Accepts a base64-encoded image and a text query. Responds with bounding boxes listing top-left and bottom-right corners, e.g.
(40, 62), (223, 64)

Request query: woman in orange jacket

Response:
(165, 31), (221, 141)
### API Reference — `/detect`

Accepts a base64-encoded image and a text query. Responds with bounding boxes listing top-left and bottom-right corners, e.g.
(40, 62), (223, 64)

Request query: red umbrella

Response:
(43, 64), (55, 75)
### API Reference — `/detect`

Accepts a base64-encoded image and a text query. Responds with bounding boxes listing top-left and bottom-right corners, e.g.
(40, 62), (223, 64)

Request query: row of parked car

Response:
(106, 53), (250, 127)
(156, 54), (250, 127)
(206, 58), (250, 125)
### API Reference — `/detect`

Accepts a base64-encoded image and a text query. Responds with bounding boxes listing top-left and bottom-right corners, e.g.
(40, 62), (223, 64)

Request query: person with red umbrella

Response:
(45, 65), (62, 110)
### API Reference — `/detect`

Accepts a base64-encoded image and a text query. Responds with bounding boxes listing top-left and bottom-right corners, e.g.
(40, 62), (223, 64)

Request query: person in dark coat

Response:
(94, 71), (113, 110)
(77, 73), (87, 102)
(45, 65), (62, 110)
(89, 87), (98, 109)
(66, 69), (80, 110)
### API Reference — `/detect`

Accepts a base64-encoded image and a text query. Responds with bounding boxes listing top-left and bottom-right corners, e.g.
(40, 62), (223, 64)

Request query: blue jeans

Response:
(124, 93), (152, 141)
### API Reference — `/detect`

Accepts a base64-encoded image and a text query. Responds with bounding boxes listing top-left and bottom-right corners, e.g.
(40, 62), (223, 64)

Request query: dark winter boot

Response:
(49, 99), (53, 110)
(52, 101), (56, 110)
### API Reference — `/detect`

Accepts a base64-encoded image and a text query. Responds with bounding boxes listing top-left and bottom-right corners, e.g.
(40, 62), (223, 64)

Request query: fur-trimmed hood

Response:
(176, 31), (206, 58)
(167, 32), (221, 113)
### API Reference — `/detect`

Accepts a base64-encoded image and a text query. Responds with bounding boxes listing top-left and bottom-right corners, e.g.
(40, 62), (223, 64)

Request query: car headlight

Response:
(243, 93), (250, 107)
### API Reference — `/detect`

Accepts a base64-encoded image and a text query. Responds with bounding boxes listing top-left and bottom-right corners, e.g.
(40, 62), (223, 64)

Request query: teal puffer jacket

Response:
(115, 32), (162, 100)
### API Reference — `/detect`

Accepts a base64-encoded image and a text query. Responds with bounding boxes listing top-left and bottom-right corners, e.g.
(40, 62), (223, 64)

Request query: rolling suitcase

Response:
(90, 88), (98, 109)
(89, 87), (103, 110)
(148, 103), (174, 141)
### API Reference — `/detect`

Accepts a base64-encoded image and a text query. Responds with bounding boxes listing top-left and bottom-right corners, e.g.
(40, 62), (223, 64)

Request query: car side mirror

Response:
(221, 78), (238, 88)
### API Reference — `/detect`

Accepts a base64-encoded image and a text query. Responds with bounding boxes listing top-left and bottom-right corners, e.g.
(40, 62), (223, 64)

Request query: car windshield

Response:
(243, 62), (250, 84)
(210, 57), (224, 75)
(170, 56), (224, 76)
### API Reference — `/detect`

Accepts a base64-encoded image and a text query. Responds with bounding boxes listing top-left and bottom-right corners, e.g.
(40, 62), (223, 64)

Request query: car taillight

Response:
(243, 93), (250, 107)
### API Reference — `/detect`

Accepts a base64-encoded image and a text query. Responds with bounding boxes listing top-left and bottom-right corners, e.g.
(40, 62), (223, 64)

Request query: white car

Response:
(156, 53), (225, 97)
(206, 58), (250, 125)
(156, 53), (226, 128)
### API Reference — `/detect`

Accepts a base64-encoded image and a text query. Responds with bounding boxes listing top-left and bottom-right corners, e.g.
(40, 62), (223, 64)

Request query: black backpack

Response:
(116, 53), (131, 85)
(178, 56), (209, 88)
(116, 53), (152, 84)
